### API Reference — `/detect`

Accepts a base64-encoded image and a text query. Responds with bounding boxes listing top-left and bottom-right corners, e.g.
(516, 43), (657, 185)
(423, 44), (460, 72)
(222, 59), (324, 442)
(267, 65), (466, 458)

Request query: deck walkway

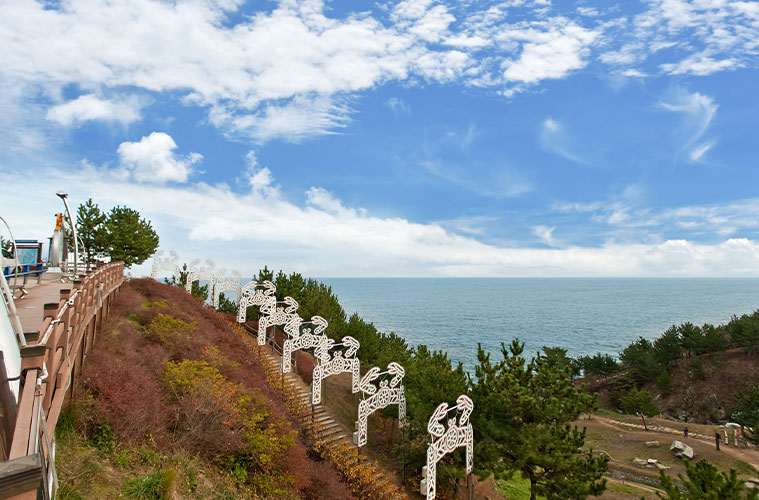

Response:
(12, 273), (79, 335)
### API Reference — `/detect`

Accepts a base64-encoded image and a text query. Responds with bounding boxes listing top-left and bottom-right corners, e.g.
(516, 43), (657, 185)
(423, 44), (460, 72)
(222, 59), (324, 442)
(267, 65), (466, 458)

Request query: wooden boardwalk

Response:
(13, 273), (76, 334)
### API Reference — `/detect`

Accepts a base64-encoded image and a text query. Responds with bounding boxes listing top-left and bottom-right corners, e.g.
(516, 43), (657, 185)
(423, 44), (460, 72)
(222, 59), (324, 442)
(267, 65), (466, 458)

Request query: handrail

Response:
(3, 261), (124, 499)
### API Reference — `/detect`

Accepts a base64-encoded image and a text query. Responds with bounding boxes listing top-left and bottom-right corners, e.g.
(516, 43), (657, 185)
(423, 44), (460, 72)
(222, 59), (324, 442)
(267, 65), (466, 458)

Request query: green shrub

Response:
(123, 468), (177, 500)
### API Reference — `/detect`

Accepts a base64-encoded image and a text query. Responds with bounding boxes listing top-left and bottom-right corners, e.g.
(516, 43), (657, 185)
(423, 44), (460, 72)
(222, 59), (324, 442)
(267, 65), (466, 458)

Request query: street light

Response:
(56, 191), (79, 278)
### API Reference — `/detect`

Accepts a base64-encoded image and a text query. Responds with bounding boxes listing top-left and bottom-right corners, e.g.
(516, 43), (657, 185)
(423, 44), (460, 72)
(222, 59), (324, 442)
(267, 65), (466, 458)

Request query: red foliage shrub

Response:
(82, 353), (171, 447)
(81, 279), (354, 498)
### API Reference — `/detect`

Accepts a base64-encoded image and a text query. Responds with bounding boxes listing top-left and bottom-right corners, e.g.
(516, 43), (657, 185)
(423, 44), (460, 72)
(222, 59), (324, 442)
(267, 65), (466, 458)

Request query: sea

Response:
(313, 278), (759, 372)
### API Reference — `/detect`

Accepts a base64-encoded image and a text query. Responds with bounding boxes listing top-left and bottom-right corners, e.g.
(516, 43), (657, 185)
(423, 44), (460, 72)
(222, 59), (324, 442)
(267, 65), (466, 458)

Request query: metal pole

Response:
(56, 192), (79, 278)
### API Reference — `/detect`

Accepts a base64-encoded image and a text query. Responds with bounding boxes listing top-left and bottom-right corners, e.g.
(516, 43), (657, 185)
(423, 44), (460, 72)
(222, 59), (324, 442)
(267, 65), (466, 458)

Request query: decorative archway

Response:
(150, 251), (181, 283)
(354, 362), (406, 447)
(311, 336), (360, 405)
(185, 259), (221, 293)
(281, 315), (328, 373)
(257, 296), (299, 345)
(212, 270), (241, 309)
(236, 280), (276, 323)
(421, 395), (474, 499)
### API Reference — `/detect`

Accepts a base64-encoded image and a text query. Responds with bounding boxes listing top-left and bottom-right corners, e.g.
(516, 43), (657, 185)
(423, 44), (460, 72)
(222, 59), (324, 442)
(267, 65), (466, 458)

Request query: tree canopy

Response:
(658, 460), (758, 500)
(731, 385), (759, 445)
(76, 198), (107, 264)
(76, 199), (159, 267)
(470, 339), (608, 500)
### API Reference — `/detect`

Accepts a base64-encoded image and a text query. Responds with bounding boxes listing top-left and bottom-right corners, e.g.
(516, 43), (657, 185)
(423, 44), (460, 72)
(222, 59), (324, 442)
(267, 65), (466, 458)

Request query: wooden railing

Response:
(0, 262), (123, 500)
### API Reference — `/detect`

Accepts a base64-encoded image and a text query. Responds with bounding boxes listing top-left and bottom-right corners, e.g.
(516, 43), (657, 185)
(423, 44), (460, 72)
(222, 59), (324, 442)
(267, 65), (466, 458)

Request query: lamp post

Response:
(56, 191), (79, 278)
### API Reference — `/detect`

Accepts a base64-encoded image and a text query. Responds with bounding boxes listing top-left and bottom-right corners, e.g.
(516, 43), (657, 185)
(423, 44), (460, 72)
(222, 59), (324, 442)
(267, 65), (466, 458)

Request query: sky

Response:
(1, 0), (759, 277)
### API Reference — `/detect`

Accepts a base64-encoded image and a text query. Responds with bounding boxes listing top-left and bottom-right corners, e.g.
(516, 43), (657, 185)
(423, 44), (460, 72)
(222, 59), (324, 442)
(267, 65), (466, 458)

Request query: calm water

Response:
(315, 278), (759, 371)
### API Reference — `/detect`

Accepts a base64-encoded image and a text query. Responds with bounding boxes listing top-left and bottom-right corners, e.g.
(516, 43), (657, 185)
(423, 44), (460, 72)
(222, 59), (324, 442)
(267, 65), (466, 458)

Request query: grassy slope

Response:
(56, 279), (353, 500)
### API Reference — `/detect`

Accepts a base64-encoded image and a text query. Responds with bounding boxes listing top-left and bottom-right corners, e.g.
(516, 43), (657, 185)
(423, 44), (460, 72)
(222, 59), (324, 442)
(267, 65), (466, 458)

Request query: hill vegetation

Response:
(58, 278), (352, 499)
(575, 312), (759, 430)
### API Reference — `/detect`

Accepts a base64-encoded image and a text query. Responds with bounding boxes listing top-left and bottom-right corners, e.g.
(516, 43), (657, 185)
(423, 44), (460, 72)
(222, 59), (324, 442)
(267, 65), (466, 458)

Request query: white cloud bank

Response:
(2, 163), (758, 277)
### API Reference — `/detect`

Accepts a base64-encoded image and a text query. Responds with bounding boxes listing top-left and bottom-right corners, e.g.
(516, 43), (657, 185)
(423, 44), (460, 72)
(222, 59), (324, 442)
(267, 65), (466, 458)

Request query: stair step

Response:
(319, 422), (340, 432)
(323, 432), (347, 444)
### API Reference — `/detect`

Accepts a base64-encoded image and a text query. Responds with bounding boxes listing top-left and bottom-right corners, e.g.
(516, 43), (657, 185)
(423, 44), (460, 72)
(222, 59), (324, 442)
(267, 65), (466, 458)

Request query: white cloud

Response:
(3, 163), (759, 277)
(46, 94), (143, 126)
(386, 97), (411, 115)
(117, 132), (202, 184)
(660, 55), (738, 75)
(539, 117), (589, 164)
(533, 225), (559, 246)
(660, 89), (718, 162)
(500, 20), (601, 84)
(689, 140), (715, 162)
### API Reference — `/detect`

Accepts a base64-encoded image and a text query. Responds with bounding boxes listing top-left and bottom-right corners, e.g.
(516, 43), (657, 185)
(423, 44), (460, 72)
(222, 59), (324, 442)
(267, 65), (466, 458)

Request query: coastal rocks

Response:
(645, 441), (660, 448)
(670, 440), (694, 459)
(656, 463), (671, 471)
(632, 458), (648, 467)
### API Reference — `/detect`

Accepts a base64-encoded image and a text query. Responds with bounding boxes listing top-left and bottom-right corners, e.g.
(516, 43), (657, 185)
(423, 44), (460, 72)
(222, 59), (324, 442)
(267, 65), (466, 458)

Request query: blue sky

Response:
(1, 0), (759, 277)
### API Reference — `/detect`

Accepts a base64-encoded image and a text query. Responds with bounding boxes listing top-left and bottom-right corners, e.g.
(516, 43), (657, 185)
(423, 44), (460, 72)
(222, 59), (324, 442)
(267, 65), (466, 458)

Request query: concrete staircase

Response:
(259, 347), (357, 451)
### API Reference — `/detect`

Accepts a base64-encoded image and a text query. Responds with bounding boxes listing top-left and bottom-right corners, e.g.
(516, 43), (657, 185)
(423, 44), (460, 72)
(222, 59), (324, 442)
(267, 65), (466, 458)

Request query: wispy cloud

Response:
(533, 225), (560, 246)
(660, 88), (718, 163)
(539, 117), (589, 165)
(386, 97), (411, 115)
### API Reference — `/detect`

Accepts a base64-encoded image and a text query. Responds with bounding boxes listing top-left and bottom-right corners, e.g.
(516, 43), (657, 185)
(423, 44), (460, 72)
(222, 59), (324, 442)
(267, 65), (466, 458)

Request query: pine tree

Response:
(75, 198), (107, 267)
(657, 460), (758, 500)
(470, 339), (608, 500)
(101, 205), (159, 267)
(731, 385), (759, 445)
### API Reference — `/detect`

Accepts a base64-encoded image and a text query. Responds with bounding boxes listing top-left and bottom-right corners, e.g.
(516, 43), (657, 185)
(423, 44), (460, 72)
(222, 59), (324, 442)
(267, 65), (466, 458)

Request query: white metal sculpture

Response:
(354, 362), (406, 448)
(281, 315), (328, 373)
(184, 259), (221, 293)
(150, 251), (181, 282)
(311, 336), (360, 405)
(236, 280), (276, 323)
(257, 296), (299, 346)
(212, 270), (241, 309)
(421, 395), (474, 499)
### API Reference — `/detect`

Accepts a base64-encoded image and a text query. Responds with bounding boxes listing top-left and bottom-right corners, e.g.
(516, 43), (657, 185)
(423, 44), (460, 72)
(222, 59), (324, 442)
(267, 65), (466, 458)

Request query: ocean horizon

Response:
(307, 277), (759, 371)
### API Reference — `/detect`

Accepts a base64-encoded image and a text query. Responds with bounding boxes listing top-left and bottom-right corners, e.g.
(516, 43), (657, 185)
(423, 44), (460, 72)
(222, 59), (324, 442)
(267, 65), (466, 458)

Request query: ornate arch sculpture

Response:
(281, 315), (328, 373)
(185, 259), (221, 293)
(212, 270), (241, 309)
(311, 336), (360, 405)
(257, 296), (299, 346)
(236, 280), (276, 323)
(150, 251), (181, 282)
(354, 362), (406, 448)
(421, 395), (474, 499)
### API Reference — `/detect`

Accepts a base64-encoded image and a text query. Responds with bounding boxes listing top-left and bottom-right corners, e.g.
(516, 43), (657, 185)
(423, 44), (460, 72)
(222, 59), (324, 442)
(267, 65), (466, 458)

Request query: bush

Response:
(123, 468), (177, 500)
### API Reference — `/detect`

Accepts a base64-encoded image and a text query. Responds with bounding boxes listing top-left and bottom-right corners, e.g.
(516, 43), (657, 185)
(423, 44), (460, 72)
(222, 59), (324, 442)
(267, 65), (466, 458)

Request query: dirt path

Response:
(606, 477), (664, 496)
(593, 415), (759, 473)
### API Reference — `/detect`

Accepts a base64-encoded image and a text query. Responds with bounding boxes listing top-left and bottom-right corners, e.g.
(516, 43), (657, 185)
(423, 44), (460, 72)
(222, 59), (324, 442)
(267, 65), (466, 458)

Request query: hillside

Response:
(57, 278), (354, 499)
(585, 348), (759, 424)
